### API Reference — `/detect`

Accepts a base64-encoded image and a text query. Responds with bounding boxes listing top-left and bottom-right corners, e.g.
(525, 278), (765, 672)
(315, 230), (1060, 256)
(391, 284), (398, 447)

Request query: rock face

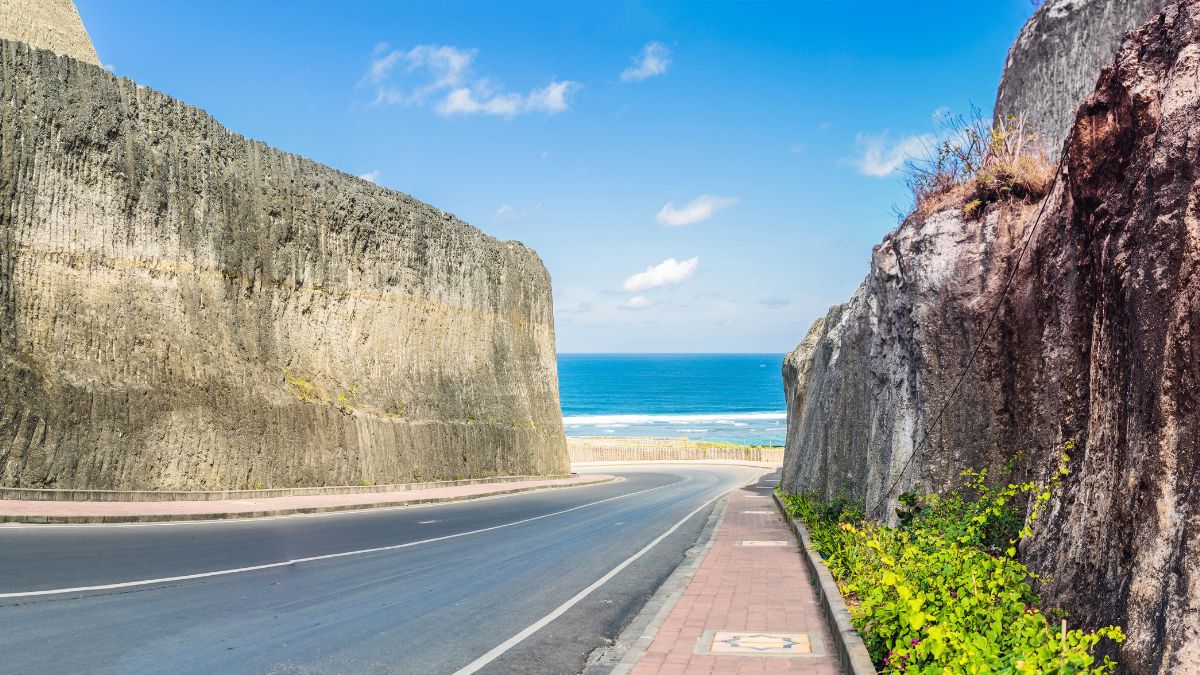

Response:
(784, 1), (1200, 670)
(994, 0), (1168, 157)
(0, 38), (568, 489)
(782, 205), (1035, 513)
(0, 0), (98, 65)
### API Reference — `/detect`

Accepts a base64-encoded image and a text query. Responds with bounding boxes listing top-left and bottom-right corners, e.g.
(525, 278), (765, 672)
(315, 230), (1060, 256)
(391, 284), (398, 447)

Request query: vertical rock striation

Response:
(0, 38), (568, 490)
(784, 1), (1200, 670)
(0, 0), (98, 65)
(994, 0), (1168, 158)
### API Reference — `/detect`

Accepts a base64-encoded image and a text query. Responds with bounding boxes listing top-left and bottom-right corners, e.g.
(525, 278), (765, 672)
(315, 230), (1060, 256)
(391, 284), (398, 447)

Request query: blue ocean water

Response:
(557, 353), (787, 446)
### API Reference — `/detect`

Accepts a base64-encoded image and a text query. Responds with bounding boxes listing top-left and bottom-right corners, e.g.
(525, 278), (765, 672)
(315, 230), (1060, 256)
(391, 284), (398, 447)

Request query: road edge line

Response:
(581, 473), (745, 674)
(0, 476), (684, 599)
(455, 468), (770, 675)
(0, 476), (620, 526)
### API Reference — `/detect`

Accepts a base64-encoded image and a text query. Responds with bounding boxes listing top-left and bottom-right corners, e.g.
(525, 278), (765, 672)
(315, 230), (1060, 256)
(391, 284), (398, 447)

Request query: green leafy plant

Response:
(780, 444), (1124, 673)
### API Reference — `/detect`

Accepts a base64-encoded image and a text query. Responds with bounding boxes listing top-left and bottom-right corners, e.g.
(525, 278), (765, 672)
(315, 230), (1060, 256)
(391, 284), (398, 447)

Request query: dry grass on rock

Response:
(905, 112), (1055, 220)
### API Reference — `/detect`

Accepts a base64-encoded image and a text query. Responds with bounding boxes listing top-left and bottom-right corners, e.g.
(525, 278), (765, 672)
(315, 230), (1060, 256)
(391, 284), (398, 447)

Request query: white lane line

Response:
(453, 474), (758, 675)
(0, 477), (628, 530)
(0, 477), (689, 599)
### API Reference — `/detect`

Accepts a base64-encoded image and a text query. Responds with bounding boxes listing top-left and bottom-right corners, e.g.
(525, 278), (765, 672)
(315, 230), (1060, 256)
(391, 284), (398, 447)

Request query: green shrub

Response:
(780, 446), (1124, 673)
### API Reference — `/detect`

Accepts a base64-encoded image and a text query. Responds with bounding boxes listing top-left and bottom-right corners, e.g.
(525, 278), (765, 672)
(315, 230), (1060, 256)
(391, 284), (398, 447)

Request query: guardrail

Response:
(567, 436), (784, 463)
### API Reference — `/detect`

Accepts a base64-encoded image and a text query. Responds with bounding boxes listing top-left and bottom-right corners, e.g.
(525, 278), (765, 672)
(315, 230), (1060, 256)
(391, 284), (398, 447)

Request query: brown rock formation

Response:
(0, 36), (568, 490)
(783, 2), (1200, 669)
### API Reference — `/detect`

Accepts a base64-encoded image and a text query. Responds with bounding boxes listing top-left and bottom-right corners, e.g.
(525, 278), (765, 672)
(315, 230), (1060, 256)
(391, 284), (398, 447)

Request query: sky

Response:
(75, 1), (1039, 353)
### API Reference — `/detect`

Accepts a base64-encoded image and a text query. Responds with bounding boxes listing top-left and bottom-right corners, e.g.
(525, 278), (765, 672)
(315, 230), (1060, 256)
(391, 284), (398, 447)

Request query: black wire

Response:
(868, 149), (1070, 517)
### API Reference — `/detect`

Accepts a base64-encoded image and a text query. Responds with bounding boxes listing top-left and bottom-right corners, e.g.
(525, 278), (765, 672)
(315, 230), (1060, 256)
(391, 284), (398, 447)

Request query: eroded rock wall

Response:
(994, 0), (1168, 157)
(784, 2), (1200, 670)
(0, 39), (568, 489)
(781, 206), (1033, 512)
(0, 0), (97, 65)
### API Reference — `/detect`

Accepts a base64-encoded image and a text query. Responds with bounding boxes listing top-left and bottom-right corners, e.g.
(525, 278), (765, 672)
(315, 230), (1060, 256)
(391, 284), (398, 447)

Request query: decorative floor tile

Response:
(700, 630), (824, 657)
(736, 540), (789, 547)
(740, 510), (775, 515)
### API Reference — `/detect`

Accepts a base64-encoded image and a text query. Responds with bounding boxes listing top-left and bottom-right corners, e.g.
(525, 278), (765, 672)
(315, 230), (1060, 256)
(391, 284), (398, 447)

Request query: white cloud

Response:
(358, 170), (381, 183)
(656, 195), (740, 226)
(525, 80), (576, 113)
(558, 299), (592, 314)
(789, 142), (807, 155)
(364, 43), (578, 117)
(494, 204), (527, 221)
(623, 296), (654, 310)
(621, 42), (671, 82)
(848, 132), (935, 177)
(622, 257), (699, 292)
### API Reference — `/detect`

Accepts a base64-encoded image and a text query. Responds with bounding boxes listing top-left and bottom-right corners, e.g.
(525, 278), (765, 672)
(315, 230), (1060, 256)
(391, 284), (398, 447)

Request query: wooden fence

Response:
(567, 436), (784, 464)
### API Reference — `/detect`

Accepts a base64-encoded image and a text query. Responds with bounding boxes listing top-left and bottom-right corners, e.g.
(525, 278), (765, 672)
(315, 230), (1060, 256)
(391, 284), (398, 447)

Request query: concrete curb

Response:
(0, 474), (576, 502)
(0, 476), (618, 525)
(582, 469), (770, 674)
(772, 491), (877, 675)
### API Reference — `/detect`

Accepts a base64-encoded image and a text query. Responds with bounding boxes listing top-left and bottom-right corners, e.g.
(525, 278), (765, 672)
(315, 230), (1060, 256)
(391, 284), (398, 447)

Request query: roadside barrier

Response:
(567, 437), (784, 463)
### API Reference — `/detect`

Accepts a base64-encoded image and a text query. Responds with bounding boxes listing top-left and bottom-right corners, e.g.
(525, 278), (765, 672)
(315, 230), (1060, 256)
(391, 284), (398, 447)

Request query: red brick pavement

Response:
(631, 477), (842, 674)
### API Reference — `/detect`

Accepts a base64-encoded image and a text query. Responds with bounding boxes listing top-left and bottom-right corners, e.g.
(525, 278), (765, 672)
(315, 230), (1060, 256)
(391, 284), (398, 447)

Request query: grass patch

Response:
(779, 445), (1124, 673)
(905, 109), (1055, 220)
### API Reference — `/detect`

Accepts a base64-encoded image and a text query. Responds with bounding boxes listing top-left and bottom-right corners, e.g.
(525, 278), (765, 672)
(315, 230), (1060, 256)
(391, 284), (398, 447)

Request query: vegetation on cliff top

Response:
(905, 110), (1055, 220)
(780, 447), (1125, 673)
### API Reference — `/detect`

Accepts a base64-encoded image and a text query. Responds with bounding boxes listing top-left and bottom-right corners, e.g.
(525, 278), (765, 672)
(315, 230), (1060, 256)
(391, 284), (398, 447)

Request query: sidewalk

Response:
(631, 475), (842, 674)
(0, 474), (614, 524)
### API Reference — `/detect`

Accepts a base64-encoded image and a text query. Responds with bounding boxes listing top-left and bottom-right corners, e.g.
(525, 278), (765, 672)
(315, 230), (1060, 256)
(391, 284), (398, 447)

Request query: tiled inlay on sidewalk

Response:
(702, 630), (823, 656)
(630, 475), (842, 674)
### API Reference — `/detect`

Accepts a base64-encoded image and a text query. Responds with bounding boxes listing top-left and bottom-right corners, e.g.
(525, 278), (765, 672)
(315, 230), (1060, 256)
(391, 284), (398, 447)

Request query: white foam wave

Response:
(561, 411), (786, 426)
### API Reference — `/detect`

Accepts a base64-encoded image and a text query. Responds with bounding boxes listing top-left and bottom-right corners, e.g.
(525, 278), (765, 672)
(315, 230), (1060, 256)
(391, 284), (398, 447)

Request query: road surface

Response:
(0, 464), (768, 674)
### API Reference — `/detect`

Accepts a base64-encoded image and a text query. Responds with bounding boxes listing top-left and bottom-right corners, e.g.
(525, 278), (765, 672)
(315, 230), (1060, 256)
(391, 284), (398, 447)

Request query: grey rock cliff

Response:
(0, 0), (97, 65)
(994, 0), (1167, 157)
(781, 207), (1027, 513)
(0, 38), (568, 489)
(784, 2), (1200, 669)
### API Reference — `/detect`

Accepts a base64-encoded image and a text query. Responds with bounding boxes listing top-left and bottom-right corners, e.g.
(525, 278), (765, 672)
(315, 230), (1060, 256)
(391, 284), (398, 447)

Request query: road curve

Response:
(0, 464), (767, 674)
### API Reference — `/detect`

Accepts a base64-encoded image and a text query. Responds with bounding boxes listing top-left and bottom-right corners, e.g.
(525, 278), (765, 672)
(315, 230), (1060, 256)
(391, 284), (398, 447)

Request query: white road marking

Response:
(416, 520), (441, 525)
(0, 477), (628, 530)
(453, 473), (761, 675)
(0, 477), (689, 599)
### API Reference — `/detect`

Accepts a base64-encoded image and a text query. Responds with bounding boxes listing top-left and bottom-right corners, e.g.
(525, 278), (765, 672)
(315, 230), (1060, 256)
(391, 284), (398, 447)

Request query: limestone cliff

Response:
(994, 0), (1167, 157)
(0, 38), (568, 489)
(0, 0), (97, 65)
(784, 1), (1200, 670)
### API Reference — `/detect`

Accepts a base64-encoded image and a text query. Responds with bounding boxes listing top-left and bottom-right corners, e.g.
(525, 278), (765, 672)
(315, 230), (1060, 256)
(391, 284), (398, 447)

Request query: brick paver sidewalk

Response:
(0, 474), (613, 523)
(632, 474), (842, 674)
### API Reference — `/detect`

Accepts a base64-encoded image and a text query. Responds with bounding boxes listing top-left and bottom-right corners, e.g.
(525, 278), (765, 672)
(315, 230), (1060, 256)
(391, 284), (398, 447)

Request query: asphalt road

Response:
(0, 463), (767, 674)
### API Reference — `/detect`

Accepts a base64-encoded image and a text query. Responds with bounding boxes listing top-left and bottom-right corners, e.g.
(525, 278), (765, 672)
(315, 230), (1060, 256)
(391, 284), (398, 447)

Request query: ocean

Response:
(557, 353), (787, 446)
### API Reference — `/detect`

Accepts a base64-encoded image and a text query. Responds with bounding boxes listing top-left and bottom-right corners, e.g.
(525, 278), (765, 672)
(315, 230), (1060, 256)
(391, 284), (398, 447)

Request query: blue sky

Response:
(76, 1), (1037, 353)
